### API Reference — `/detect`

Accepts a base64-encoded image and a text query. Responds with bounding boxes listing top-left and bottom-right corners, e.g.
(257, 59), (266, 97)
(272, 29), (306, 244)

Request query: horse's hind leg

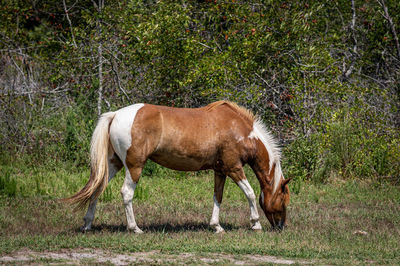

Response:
(121, 165), (143, 233)
(228, 167), (262, 231)
(210, 171), (226, 233)
(81, 154), (122, 232)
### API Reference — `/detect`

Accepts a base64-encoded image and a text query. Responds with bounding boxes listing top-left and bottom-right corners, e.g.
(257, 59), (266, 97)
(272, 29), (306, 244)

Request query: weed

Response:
(134, 185), (149, 201)
(101, 187), (113, 202)
(0, 169), (17, 197)
(142, 160), (162, 177)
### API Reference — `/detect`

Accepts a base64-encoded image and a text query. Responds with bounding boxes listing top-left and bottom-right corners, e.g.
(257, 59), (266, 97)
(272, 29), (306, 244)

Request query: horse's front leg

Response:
(228, 167), (262, 231)
(210, 171), (226, 233)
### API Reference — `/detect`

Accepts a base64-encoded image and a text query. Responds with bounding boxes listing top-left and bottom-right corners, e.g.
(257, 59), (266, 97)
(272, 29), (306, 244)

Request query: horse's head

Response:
(259, 177), (291, 230)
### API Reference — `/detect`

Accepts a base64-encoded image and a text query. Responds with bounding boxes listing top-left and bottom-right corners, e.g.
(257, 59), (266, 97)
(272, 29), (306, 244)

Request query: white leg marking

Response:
(210, 194), (224, 233)
(82, 160), (120, 231)
(237, 179), (262, 230)
(109, 103), (144, 163)
(121, 168), (143, 233)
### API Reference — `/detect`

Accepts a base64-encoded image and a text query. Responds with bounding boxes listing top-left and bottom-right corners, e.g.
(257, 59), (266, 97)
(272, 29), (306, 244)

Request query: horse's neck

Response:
(250, 153), (274, 190)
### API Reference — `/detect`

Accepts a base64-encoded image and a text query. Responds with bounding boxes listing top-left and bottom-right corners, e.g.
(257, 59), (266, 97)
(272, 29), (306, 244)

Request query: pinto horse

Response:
(64, 101), (290, 233)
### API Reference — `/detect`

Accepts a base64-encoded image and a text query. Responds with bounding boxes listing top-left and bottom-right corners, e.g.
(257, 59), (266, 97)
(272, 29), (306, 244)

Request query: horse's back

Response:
(110, 103), (254, 171)
(142, 104), (218, 170)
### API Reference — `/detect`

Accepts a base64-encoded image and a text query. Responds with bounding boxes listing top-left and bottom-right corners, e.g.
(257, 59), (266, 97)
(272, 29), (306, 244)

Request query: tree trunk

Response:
(97, 0), (104, 117)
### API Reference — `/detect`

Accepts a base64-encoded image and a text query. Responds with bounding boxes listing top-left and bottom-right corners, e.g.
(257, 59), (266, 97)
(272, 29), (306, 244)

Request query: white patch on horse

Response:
(248, 119), (283, 194)
(210, 195), (221, 224)
(210, 195), (224, 233)
(110, 104), (145, 234)
(110, 103), (144, 163)
(237, 179), (261, 230)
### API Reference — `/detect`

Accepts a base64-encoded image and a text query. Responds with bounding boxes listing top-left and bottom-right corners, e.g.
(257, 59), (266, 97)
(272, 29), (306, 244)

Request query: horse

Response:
(63, 101), (291, 233)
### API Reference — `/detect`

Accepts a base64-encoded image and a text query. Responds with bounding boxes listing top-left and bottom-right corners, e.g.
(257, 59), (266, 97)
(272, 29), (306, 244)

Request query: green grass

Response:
(1, 160), (400, 264)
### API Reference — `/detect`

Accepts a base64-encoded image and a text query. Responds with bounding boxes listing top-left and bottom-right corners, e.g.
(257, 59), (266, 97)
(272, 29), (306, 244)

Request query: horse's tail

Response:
(62, 111), (116, 209)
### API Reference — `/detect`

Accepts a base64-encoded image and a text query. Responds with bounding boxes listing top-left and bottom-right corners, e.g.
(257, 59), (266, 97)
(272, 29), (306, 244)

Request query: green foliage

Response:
(133, 185), (150, 201)
(142, 160), (163, 178)
(0, 0), (398, 183)
(100, 186), (113, 202)
(62, 105), (95, 165)
(284, 116), (399, 183)
(283, 133), (321, 186)
(0, 169), (17, 197)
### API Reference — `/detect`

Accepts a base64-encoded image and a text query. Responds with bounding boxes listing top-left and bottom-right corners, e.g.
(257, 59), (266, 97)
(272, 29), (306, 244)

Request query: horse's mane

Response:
(206, 100), (255, 123)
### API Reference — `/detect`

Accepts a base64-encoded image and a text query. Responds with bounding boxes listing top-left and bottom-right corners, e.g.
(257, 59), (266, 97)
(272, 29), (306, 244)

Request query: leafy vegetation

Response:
(1, 0), (398, 182)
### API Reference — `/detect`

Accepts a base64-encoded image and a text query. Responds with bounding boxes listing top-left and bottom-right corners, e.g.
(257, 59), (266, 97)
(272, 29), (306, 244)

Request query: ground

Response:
(1, 248), (308, 265)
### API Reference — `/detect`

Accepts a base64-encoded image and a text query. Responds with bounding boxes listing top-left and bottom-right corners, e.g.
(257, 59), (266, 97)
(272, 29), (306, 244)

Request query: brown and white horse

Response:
(64, 101), (290, 233)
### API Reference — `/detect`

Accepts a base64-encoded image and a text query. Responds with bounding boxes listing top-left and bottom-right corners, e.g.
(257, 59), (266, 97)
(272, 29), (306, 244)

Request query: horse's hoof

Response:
(211, 223), (225, 234)
(80, 226), (91, 233)
(251, 221), (262, 231)
(215, 227), (225, 234)
(252, 228), (263, 233)
(128, 227), (144, 234)
(134, 228), (144, 234)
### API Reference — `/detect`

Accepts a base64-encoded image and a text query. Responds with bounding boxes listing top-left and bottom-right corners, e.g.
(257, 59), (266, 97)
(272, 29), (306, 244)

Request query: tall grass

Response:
(0, 169), (17, 197)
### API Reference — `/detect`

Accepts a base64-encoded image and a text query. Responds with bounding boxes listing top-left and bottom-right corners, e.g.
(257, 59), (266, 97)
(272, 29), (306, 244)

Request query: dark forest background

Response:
(0, 0), (399, 183)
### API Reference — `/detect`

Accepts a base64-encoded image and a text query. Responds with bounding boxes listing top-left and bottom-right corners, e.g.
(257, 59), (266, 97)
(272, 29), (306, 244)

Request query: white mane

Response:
(249, 118), (283, 194)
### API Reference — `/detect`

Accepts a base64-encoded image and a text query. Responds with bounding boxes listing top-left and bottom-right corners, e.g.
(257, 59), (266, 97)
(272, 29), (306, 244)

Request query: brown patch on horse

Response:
(214, 171), (227, 204)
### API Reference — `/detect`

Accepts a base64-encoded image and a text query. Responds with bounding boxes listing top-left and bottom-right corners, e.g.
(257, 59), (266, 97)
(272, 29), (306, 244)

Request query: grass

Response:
(0, 160), (400, 264)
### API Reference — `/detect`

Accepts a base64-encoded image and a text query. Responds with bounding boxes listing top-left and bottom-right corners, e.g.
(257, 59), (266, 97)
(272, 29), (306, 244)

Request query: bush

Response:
(284, 117), (399, 183)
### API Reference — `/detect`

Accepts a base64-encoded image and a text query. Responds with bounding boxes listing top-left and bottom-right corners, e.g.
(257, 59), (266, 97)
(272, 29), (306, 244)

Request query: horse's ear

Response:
(281, 178), (291, 192)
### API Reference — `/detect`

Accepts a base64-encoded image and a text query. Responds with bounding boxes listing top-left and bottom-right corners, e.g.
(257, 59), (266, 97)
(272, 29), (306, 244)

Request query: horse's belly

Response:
(149, 149), (214, 171)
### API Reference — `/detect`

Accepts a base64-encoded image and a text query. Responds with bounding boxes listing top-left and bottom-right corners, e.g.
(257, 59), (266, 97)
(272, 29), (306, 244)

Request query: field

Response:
(1, 161), (400, 264)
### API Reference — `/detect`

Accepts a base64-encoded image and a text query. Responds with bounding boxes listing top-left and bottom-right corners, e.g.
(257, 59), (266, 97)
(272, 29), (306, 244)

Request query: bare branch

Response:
(377, 0), (400, 59)
(342, 0), (358, 80)
(254, 73), (280, 94)
(96, 0), (104, 116)
(350, 0), (357, 54)
(63, 0), (78, 48)
(109, 57), (131, 102)
(193, 41), (212, 49)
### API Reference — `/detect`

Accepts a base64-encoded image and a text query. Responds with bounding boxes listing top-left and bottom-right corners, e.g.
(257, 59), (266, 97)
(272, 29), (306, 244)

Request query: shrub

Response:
(284, 117), (399, 183)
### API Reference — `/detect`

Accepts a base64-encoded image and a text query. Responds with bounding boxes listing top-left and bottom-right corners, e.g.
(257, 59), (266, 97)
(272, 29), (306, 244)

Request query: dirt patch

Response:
(1, 248), (308, 265)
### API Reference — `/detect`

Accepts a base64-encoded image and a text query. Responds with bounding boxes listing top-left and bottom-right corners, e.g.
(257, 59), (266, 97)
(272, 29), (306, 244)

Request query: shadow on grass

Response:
(143, 222), (240, 232)
(79, 222), (241, 233)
